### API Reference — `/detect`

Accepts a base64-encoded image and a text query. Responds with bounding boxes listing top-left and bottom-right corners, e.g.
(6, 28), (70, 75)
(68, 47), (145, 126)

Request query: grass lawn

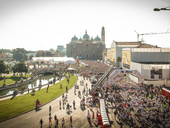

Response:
(0, 75), (31, 87)
(0, 75), (77, 122)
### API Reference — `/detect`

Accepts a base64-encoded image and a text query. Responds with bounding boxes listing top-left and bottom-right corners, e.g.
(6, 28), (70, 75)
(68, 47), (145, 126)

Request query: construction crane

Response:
(134, 30), (170, 42)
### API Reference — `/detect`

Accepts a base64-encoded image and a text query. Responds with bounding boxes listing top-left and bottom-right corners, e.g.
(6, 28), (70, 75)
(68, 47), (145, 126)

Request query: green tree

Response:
(29, 55), (33, 61)
(12, 60), (28, 74)
(0, 60), (7, 76)
(13, 48), (27, 61)
(49, 48), (55, 53)
(17, 52), (24, 61)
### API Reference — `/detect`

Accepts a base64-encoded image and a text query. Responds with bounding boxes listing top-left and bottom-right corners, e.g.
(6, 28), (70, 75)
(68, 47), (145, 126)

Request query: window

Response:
(150, 68), (162, 79)
(86, 54), (88, 59)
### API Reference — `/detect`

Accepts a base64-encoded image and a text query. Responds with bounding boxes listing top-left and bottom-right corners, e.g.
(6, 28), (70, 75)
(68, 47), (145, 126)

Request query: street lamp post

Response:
(154, 7), (170, 11)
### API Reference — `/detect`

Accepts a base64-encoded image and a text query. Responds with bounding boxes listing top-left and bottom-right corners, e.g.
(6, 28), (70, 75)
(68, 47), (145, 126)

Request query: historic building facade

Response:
(66, 27), (105, 60)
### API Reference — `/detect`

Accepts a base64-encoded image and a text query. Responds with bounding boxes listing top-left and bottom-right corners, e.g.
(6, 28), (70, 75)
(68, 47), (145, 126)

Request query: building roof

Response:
(115, 41), (141, 45)
(94, 35), (101, 41)
(91, 37), (94, 41)
(133, 61), (170, 64)
(79, 37), (82, 41)
(71, 35), (78, 42)
(135, 43), (159, 48)
(83, 30), (90, 40)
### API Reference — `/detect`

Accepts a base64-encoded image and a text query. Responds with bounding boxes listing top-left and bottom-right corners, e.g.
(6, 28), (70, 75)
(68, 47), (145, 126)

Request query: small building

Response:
(110, 41), (141, 67)
(122, 47), (170, 87)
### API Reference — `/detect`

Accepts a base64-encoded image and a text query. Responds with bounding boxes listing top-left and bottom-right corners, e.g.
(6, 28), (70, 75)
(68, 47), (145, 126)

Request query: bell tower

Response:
(101, 26), (105, 44)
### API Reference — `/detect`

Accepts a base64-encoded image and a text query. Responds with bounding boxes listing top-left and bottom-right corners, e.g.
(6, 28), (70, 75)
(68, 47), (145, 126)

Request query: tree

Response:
(17, 52), (24, 61)
(29, 55), (33, 61)
(0, 60), (7, 75)
(49, 48), (55, 53)
(12, 60), (28, 74)
(13, 48), (27, 61)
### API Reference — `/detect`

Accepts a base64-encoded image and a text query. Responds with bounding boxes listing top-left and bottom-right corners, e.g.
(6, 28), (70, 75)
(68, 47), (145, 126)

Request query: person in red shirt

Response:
(96, 110), (98, 118)
(70, 116), (72, 127)
(92, 112), (94, 119)
(49, 116), (52, 127)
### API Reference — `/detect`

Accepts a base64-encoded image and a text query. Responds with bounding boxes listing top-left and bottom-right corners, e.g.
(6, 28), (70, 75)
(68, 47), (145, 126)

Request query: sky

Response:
(0, 0), (170, 51)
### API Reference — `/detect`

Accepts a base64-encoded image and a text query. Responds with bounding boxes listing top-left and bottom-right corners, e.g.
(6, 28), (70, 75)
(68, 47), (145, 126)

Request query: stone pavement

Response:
(0, 76), (99, 128)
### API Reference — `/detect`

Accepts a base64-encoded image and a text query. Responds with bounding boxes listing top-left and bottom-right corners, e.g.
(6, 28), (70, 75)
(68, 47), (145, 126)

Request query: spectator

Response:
(40, 119), (43, 128)
(62, 118), (65, 128)
(49, 116), (52, 127)
(49, 105), (51, 113)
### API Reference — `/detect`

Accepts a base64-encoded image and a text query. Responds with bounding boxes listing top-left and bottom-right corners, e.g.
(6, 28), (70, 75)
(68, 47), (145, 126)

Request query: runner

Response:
(40, 119), (43, 128)
(74, 87), (76, 95)
(49, 105), (51, 113)
(96, 110), (98, 118)
(62, 118), (65, 128)
(66, 86), (68, 93)
(54, 115), (57, 121)
(73, 100), (75, 109)
(49, 116), (52, 127)
(92, 111), (94, 120)
(60, 83), (62, 89)
(70, 116), (72, 127)
(94, 118), (98, 127)
(59, 100), (61, 110)
(66, 93), (67, 100)
(56, 117), (58, 128)
(63, 101), (65, 109)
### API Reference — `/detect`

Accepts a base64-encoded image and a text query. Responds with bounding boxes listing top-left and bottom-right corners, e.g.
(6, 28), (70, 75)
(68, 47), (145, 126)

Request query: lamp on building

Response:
(154, 6), (170, 11)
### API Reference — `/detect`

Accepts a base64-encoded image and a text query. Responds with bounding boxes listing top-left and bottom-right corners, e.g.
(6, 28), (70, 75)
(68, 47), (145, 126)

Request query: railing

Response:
(123, 64), (130, 69)
(90, 66), (114, 94)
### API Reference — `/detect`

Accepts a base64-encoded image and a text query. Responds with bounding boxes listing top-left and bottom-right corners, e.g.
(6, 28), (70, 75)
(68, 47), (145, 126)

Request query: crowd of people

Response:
(37, 60), (112, 128)
(71, 60), (110, 78)
(101, 75), (169, 128)
(36, 60), (169, 128)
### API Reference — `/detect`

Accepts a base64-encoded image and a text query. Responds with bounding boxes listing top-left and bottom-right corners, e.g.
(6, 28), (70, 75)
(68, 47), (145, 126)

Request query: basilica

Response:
(66, 27), (105, 60)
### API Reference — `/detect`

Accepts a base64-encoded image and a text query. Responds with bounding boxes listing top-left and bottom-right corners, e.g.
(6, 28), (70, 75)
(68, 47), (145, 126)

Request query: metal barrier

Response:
(99, 99), (110, 128)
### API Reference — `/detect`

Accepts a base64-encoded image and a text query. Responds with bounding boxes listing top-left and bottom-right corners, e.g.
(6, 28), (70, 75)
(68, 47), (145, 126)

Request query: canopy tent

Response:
(32, 57), (75, 64)
(49, 65), (54, 68)
(67, 67), (76, 71)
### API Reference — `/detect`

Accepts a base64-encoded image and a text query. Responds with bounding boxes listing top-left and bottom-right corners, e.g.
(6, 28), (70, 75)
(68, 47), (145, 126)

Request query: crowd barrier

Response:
(99, 99), (110, 128)
(162, 88), (170, 100)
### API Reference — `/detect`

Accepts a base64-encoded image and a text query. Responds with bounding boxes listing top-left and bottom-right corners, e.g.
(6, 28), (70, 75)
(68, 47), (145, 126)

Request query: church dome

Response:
(91, 37), (94, 41)
(83, 30), (90, 40)
(94, 35), (101, 41)
(79, 37), (82, 41)
(71, 35), (78, 42)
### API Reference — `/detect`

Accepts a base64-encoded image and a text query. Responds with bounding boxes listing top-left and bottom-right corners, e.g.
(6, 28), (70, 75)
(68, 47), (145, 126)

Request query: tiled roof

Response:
(136, 43), (159, 48)
(115, 42), (141, 45)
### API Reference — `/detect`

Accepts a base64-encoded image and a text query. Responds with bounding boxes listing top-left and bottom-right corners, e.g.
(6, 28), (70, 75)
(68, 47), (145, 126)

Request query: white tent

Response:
(49, 65), (54, 68)
(32, 57), (75, 64)
(67, 67), (76, 71)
